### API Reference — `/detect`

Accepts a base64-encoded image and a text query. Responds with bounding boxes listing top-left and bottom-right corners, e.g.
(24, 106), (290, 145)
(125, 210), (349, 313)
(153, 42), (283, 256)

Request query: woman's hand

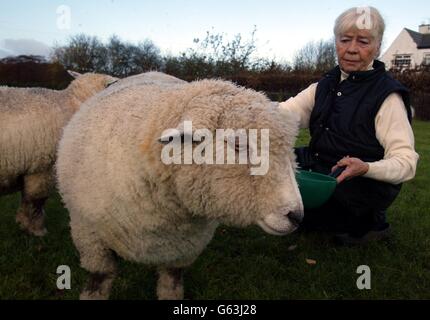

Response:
(331, 156), (370, 183)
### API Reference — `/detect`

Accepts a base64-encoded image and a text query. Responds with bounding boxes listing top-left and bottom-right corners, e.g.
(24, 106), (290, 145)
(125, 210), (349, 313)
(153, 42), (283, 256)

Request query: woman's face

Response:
(336, 29), (380, 72)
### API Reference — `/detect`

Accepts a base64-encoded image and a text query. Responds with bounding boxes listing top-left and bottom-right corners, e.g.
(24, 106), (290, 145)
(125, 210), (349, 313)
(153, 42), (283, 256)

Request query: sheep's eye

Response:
(234, 137), (247, 152)
(234, 142), (249, 153)
(224, 135), (248, 153)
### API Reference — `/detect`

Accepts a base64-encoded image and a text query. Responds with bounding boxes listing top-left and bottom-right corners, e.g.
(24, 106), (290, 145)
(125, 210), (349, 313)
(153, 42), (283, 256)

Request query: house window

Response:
(424, 54), (430, 66)
(394, 55), (412, 68)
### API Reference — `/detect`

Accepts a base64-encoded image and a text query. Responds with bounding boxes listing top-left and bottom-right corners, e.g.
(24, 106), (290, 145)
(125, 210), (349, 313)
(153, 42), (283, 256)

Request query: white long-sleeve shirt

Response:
(279, 70), (419, 185)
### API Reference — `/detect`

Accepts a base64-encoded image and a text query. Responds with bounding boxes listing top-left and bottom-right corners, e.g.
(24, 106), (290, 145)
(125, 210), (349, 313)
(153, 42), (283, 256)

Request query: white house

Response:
(381, 24), (430, 70)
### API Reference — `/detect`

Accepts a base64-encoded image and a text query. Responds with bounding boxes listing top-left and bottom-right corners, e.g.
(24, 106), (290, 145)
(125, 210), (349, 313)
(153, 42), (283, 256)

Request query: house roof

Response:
(405, 28), (430, 49)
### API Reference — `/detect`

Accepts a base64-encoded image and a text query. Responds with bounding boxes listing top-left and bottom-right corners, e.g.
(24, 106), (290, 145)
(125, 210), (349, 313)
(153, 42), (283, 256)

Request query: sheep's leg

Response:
(81, 271), (117, 300)
(15, 172), (53, 237)
(74, 228), (118, 300)
(157, 267), (185, 300)
(15, 196), (47, 236)
(80, 253), (117, 300)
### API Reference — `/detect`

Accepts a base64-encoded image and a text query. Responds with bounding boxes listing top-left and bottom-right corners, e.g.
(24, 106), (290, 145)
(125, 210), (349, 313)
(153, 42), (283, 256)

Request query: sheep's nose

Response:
(288, 211), (304, 226)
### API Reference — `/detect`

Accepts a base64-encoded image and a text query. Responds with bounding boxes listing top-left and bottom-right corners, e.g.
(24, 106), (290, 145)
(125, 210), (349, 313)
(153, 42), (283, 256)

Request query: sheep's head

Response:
(158, 80), (303, 236)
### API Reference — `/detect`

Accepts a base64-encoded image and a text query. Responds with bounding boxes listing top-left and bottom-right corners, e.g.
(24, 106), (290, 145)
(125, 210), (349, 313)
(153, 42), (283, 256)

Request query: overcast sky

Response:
(1, 0), (429, 62)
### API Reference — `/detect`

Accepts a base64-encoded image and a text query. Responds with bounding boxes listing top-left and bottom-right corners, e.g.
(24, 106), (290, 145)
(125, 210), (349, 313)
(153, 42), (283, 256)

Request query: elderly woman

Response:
(280, 7), (419, 245)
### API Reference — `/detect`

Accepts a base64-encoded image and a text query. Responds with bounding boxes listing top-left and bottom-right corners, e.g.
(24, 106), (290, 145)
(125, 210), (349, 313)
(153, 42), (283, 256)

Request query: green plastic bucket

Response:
(296, 170), (338, 209)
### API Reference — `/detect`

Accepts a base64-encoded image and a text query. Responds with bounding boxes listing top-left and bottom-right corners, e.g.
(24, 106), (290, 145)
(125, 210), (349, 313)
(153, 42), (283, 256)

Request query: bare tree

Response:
(51, 34), (107, 73)
(52, 34), (163, 77)
(188, 26), (264, 75)
(134, 39), (163, 72)
(105, 35), (134, 77)
(293, 39), (337, 73)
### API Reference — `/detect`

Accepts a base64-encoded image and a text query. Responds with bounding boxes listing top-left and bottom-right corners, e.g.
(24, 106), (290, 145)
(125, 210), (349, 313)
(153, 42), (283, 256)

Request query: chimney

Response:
(419, 24), (430, 34)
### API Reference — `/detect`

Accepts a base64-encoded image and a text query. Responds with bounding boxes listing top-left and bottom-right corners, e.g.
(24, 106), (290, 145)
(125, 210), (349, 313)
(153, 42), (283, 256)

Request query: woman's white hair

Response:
(334, 6), (385, 43)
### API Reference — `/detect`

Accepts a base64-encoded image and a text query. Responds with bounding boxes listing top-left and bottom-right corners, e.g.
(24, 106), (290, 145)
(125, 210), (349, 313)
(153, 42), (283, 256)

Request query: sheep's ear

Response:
(158, 128), (184, 144)
(67, 70), (82, 79)
(158, 124), (195, 145)
(158, 120), (195, 144)
(225, 131), (248, 151)
(106, 78), (119, 88)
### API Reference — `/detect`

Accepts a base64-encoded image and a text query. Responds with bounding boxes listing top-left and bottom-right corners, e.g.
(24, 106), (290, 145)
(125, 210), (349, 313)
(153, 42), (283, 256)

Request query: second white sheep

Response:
(0, 71), (117, 236)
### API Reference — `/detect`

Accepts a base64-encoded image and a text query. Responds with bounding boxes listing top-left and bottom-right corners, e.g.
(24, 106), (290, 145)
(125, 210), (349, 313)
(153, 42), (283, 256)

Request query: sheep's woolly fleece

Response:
(0, 73), (116, 236)
(0, 73), (116, 193)
(56, 72), (301, 273)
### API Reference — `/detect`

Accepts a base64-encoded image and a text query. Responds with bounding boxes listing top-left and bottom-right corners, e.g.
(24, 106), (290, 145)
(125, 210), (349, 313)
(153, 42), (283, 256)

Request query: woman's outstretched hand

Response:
(331, 156), (370, 183)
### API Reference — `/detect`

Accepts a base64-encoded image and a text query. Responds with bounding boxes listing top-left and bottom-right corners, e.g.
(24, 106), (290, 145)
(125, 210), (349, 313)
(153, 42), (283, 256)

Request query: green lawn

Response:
(0, 121), (429, 300)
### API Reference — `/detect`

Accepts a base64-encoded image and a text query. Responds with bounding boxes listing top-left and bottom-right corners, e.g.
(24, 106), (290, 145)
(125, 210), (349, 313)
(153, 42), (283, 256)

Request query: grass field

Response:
(0, 121), (429, 300)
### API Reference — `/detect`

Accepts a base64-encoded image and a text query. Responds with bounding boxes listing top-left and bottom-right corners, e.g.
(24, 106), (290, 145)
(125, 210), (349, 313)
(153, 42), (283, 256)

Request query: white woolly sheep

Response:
(56, 72), (303, 300)
(0, 71), (117, 236)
